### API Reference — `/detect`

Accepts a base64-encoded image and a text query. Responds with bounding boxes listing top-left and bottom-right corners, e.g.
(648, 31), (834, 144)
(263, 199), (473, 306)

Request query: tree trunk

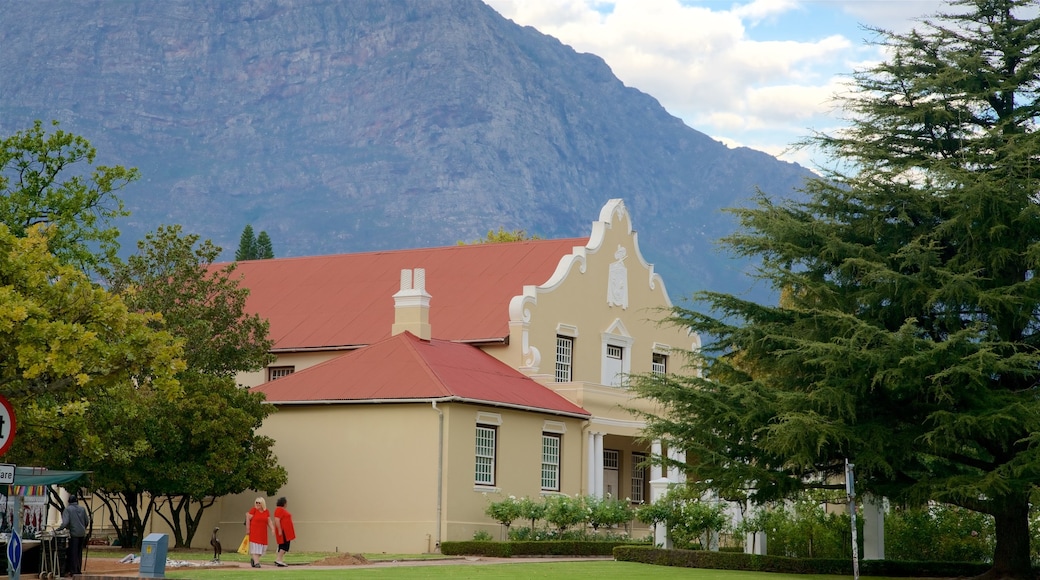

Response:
(977, 494), (1032, 580)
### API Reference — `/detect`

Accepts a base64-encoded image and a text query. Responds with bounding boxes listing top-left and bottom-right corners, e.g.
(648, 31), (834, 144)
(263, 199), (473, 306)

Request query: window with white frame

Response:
(555, 336), (574, 382)
(604, 343), (625, 386)
(267, 366), (295, 381)
(541, 433), (561, 491)
(652, 353), (667, 375)
(475, 425), (497, 486)
(631, 452), (647, 503)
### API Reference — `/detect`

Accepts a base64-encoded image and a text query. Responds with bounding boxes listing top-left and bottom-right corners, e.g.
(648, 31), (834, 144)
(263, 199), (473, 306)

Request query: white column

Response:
(586, 431), (596, 495)
(650, 440), (663, 481)
(649, 478), (672, 548)
(745, 532), (767, 555)
(862, 495), (885, 560)
(667, 448), (686, 484)
(593, 432), (604, 498)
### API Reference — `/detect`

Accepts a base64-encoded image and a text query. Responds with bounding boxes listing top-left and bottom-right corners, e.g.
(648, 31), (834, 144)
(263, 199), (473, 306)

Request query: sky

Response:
(482, 0), (951, 169)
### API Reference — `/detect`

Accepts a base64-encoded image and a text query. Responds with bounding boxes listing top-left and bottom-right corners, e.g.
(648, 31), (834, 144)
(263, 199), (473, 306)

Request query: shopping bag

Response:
(237, 534), (249, 555)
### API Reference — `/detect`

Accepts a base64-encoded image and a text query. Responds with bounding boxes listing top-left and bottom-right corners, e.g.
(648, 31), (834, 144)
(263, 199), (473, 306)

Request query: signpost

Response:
(846, 459), (860, 580)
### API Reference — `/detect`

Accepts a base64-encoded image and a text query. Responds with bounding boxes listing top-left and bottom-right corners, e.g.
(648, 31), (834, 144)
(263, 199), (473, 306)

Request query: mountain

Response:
(0, 0), (813, 301)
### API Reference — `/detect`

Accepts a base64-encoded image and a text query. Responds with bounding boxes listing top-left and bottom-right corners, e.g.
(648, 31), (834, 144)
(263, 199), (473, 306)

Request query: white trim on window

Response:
(556, 323), (579, 337)
(541, 433), (561, 492)
(475, 425), (497, 486)
(267, 366), (295, 381)
(652, 352), (667, 375)
(542, 420), (567, 434)
(476, 411), (502, 426)
(555, 335), (574, 382)
(631, 452), (647, 503)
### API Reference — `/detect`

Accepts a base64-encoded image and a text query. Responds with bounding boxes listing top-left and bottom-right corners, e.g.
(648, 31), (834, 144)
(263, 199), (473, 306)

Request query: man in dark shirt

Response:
(57, 495), (90, 576)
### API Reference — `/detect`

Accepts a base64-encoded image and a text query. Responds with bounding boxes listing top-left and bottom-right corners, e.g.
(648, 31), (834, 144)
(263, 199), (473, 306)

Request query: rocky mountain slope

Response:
(0, 0), (813, 301)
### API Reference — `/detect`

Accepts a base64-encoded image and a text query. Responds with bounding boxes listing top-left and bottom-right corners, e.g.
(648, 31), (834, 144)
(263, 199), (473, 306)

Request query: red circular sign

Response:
(0, 395), (16, 456)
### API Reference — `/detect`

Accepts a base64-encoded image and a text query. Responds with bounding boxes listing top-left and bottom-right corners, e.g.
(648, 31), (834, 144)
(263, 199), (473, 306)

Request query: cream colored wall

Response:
(218, 404), (442, 554)
(237, 351), (347, 388)
(218, 401), (586, 553)
(441, 405), (585, 543)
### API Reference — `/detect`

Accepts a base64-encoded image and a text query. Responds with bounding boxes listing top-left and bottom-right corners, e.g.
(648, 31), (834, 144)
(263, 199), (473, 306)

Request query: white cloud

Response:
(481, 0), (943, 164)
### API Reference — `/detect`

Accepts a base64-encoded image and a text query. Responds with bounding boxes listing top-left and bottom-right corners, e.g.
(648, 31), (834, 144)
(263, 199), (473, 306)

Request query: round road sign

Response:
(0, 395), (15, 456)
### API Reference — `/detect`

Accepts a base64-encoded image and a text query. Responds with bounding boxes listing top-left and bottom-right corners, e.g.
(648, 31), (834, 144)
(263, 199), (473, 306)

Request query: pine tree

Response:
(235, 224), (257, 261)
(631, 2), (1040, 577)
(255, 230), (274, 259)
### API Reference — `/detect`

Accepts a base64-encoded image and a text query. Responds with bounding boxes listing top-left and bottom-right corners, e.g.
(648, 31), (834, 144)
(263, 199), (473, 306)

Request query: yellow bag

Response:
(237, 534), (249, 555)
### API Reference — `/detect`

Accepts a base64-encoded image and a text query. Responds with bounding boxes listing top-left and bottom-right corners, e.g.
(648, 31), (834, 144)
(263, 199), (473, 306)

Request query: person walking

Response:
(272, 497), (296, 567)
(245, 497), (275, 568)
(57, 495), (90, 577)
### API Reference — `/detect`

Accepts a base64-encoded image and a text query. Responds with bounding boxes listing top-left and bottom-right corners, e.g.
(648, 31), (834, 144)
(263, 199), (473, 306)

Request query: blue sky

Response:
(483, 0), (951, 169)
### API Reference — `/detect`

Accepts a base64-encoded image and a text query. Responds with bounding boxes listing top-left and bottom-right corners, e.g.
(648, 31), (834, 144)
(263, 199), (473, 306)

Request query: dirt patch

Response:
(312, 553), (371, 566)
(83, 557), (141, 574)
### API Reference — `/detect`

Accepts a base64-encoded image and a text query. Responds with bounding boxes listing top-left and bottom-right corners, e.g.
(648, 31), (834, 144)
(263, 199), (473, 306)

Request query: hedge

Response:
(441, 540), (636, 557)
(613, 546), (995, 577)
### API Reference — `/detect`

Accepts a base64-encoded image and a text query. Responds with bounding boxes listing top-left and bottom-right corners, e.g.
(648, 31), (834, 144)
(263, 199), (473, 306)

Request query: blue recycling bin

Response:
(139, 533), (168, 578)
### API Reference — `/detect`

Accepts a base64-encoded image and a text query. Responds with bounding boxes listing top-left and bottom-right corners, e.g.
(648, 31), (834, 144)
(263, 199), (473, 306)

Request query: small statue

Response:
(210, 526), (222, 563)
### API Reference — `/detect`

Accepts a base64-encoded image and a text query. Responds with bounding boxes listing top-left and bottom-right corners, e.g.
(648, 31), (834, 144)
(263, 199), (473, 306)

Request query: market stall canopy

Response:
(12, 467), (89, 486)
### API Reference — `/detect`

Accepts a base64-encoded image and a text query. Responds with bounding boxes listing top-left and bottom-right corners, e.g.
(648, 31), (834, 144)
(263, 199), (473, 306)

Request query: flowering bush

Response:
(585, 494), (635, 531)
(486, 493), (641, 538)
(544, 494), (586, 531)
(635, 484), (726, 549)
(485, 495), (524, 528)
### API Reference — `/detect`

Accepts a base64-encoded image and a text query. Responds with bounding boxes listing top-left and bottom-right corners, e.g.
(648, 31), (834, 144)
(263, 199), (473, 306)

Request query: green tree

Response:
(0, 120), (138, 272)
(458, 227), (542, 245)
(149, 372), (286, 548)
(630, 1), (1040, 577)
(0, 224), (183, 471)
(235, 224), (257, 261)
(255, 230), (274, 259)
(103, 225), (279, 547)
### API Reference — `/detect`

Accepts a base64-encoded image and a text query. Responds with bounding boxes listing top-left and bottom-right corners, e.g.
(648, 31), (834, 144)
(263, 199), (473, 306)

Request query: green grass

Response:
(158, 559), (927, 579)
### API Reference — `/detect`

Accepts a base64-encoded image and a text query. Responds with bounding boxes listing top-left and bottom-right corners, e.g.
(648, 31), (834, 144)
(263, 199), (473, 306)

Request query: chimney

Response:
(392, 268), (432, 340)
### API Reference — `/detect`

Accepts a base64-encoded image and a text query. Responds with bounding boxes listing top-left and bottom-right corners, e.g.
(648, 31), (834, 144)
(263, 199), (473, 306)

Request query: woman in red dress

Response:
(273, 496), (297, 567)
(246, 497), (275, 568)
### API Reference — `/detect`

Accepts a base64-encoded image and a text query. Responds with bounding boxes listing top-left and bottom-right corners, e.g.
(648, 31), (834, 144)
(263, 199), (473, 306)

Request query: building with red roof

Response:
(216, 199), (699, 553)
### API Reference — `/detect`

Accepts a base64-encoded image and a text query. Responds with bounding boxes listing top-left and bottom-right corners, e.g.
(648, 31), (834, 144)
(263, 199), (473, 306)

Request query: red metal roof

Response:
(226, 238), (587, 350)
(252, 332), (590, 417)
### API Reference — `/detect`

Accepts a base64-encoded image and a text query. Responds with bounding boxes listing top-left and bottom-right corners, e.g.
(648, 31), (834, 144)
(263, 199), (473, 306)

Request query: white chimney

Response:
(392, 268), (432, 340)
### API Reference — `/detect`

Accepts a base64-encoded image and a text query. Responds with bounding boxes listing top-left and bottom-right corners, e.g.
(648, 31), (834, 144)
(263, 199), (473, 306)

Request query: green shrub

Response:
(884, 503), (993, 563)
(634, 484), (726, 549)
(442, 540), (643, 557)
(613, 546), (993, 577)
(485, 495), (524, 529)
(471, 530), (494, 541)
(442, 541), (513, 557)
(585, 495), (635, 531)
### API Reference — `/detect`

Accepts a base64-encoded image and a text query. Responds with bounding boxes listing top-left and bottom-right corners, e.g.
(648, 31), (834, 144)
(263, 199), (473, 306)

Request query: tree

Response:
(103, 225), (280, 547)
(255, 230), (274, 259)
(0, 120), (138, 272)
(235, 224), (257, 261)
(458, 227), (541, 245)
(0, 224), (183, 470)
(109, 225), (273, 377)
(630, 2), (1040, 577)
(236, 224), (274, 260)
(148, 372), (286, 548)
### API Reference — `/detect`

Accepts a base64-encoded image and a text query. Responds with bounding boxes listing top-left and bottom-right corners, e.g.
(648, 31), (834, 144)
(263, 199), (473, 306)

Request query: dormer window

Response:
(267, 366), (295, 381)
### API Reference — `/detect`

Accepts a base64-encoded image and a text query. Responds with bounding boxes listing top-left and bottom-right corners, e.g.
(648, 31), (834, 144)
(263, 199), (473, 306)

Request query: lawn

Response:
(159, 559), (923, 579)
